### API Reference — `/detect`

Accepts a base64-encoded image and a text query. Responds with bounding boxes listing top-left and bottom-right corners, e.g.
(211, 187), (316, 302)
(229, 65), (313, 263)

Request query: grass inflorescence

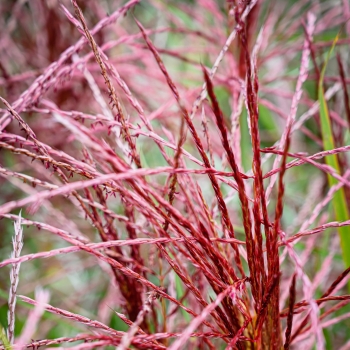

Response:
(0, 0), (350, 349)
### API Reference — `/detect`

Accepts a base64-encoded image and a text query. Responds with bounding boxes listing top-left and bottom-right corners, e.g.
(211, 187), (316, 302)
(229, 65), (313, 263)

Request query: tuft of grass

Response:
(0, 0), (350, 348)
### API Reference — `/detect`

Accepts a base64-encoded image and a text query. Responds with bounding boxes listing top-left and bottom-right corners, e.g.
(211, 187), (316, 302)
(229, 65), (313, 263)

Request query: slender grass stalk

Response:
(16, 288), (50, 349)
(117, 291), (158, 350)
(7, 213), (23, 345)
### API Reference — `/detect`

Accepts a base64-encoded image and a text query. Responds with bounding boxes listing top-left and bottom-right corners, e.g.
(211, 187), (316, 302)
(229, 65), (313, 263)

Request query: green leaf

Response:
(0, 325), (11, 350)
(318, 31), (350, 269)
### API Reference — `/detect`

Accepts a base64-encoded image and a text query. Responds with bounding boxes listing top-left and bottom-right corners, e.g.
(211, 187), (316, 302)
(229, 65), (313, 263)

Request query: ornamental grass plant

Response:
(1, 0), (350, 349)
